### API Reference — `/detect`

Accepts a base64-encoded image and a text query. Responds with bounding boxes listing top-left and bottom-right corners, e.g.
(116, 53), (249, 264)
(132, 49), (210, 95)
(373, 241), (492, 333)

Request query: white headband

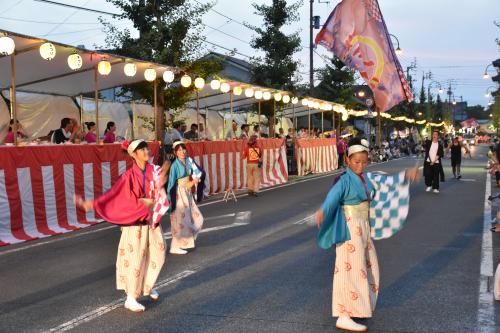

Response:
(127, 139), (145, 156)
(173, 141), (185, 150)
(347, 139), (370, 157)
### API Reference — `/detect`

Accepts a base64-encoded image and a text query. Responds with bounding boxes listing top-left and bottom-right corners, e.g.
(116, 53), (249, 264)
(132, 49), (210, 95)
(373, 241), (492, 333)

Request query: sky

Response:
(0, 0), (499, 108)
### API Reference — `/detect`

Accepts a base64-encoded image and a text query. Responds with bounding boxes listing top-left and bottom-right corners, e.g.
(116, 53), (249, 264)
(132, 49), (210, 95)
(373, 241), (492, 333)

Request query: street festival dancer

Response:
(167, 141), (205, 255)
(316, 138), (419, 332)
(74, 139), (170, 313)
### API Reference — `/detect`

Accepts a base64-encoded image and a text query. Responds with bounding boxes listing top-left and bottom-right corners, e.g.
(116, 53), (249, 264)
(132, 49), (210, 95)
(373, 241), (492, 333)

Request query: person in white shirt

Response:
(240, 124), (250, 139)
(423, 130), (444, 193)
(198, 123), (210, 141)
(164, 122), (185, 160)
(253, 124), (261, 138)
(225, 121), (238, 140)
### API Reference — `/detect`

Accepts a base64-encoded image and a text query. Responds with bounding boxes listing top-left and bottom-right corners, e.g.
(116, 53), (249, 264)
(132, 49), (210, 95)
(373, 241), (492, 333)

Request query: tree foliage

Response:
(313, 56), (357, 108)
(246, 0), (302, 135)
(100, 0), (222, 136)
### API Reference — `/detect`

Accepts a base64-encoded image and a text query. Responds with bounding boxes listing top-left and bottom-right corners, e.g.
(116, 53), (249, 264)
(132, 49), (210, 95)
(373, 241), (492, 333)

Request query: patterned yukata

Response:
(93, 163), (169, 298)
(318, 168), (410, 318)
(167, 157), (204, 250)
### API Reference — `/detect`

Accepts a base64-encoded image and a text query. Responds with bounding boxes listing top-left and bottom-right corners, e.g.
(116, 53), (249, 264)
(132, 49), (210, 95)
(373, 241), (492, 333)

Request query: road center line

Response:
(46, 270), (196, 333)
(163, 222), (250, 239)
(477, 170), (495, 333)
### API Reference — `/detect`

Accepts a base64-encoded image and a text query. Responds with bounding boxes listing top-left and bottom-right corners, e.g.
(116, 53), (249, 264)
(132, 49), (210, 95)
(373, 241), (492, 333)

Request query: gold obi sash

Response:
(343, 201), (369, 220)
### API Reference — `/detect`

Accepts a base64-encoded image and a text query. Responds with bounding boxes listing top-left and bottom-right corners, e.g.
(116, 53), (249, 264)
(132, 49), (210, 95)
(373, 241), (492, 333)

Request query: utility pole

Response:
(309, 0), (314, 94)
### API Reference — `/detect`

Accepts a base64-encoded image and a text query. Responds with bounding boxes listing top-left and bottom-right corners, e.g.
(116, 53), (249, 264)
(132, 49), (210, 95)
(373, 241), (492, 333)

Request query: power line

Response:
(33, 0), (119, 16)
(192, 0), (255, 32)
(0, 16), (102, 25)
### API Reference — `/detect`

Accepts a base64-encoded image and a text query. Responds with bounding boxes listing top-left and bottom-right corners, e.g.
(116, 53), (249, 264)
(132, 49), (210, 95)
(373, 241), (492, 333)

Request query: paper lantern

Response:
(245, 88), (255, 98)
(0, 36), (15, 55)
(40, 42), (56, 61)
(67, 53), (83, 70)
(180, 75), (192, 87)
(123, 63), (137, 77)
(254, 90), (262, 99)
(194, 77), (205, 89)
(144, 68), (157, 82)
(263, 91), (271, 100)
(291, 97), (299, 104)
(220, 82), (230, 93)
(274, 92), (282, 102)
(342, 111), (348, 121)
(282, 95), (290, 104)
(98, 60), (111, 76)
(313, 101), (320, 109)
(210, 79), (221, 90)
(301, 98), (309, 106)
(233, 86), (242, 96)
(163, 70), (175, 83)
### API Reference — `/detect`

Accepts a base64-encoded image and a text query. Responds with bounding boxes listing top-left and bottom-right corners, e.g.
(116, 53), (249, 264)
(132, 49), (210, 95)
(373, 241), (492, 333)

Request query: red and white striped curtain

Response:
(295, 138), (338, 176)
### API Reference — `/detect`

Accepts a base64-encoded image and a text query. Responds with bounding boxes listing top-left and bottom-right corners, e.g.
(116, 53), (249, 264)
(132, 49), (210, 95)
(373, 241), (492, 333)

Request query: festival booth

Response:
(0, 29), (349, 246)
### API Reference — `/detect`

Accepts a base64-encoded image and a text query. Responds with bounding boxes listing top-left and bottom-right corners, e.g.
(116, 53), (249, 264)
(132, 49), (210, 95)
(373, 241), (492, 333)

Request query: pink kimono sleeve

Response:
(93, 171), (151, 225)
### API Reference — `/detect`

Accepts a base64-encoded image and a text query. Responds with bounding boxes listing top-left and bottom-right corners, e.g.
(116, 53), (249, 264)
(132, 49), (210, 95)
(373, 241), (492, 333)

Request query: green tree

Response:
(491, 95), (500, 131)
(101, 0), (222, 140)
(246, 0), (302, 136)
(313, 56), (357, 108)
(434, 93), (444, 122)
(466, 105), (490, 120)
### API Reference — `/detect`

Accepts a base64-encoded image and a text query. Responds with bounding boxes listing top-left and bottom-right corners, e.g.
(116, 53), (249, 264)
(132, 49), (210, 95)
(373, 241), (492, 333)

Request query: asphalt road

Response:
(1, 145), (499, 333)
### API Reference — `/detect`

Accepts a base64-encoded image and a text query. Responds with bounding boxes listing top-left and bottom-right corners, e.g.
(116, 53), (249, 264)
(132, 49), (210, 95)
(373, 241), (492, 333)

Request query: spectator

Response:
(180, 123), (187, 135)
(184, 123), (199, 141)
(70, 118), (84, 142)
(240, 124), (250, 139)
(337, 137), (346, 168)
(225, 120), (238, 140)
(253, 124), (261, 138)
(164, 121), (184, 160)
(4, 119), (28, 144)
(242, 135), (262, 197)
(52, 117), (73, 144)
(448, 137), (464, 179)
(276, 127), (285, 139)
(84, 122), (97, 143)
(198, 123), (210, 141)
(103, 121), (116, 143)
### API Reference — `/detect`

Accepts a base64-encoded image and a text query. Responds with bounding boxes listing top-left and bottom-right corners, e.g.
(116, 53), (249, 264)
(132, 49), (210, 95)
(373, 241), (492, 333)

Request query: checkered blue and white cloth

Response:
(366, 171), (410, 240)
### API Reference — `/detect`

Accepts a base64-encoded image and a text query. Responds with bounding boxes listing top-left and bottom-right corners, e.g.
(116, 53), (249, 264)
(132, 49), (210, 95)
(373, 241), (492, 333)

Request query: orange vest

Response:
(247, 147), (260, 163)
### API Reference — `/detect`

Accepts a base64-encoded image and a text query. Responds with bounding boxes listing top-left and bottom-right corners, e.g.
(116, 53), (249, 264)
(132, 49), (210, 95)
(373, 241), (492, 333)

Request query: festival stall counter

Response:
(295, 138), (338, 176)
(0, 142), (159, 246)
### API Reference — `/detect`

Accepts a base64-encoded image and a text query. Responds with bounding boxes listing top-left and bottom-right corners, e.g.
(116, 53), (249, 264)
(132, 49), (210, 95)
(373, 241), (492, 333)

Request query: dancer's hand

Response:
(139, 198), (154, 209)
(405, 166), (420, 183)
(74, 195), (93, 212)
(315, 209), (324, 229)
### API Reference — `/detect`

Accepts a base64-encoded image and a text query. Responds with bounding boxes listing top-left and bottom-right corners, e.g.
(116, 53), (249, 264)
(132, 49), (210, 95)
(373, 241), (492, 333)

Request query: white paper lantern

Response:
(0, 36), (15, 55)
(123, 63), (137, 77)
(67, 53), (83, 70)
(254, 90), (263, 99)
(291, 97), (299, 104)
(233, 86), (242, 96)
(282, 95), (290, 104)
(194, 77), (205, 89)
(144, 68), (157, 82)
(342, 111), (348, 121)
(263, 91), (271, 100)
(245, 87), (255, 98)
(274, 92), (282, 102)
(163, 70), (175, 83)
(210, 79), (221, 90)
(220, 82), (230, 93)
(313, 101), (320, 109)
(180, 75), (192, 87)
(301, 98), (309, 106)
(39, 42), (56, 61)
(98, 60), (111, 76)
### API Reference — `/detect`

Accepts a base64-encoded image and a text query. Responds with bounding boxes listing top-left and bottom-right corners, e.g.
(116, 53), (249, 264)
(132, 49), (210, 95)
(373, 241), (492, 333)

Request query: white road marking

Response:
(0, 224), (113, 257)
(477, 171), (495, 333)
(459, 178), (477, 182)
(0, 159), (410, 254)
(163, 222), (250, 240)
(293, 214), (316, 226)
(46, 270), (196, 333)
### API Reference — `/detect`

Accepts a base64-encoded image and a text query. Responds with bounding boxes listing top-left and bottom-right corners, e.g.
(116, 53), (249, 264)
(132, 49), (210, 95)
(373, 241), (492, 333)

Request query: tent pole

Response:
(79, 94), (84, 133)
(153, 78), (158, 141)
(131, 100), (135, 140)
(196, 90), (200, 140)
(94, 66), (99, 142)
(332, 111), (335, 136)
(292, 103), (296, 130)
(258, 101), (261, 129)
(321, 111), (324, 134)
(230, 91), (233, 123)
(204, 107), (208, 139)
(10, 53), (17, 145)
